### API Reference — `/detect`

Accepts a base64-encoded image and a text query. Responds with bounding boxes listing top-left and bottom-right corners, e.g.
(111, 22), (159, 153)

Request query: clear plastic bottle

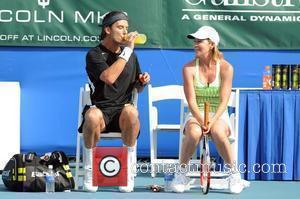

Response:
(263, 65), (272, 90)
(164, 173), (174, 192)
(164, 164), (174, 192)
(45, 165), (55, 193)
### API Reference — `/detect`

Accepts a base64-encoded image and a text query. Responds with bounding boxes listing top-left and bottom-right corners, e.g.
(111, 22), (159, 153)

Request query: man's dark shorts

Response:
(78, 105), (123, 133)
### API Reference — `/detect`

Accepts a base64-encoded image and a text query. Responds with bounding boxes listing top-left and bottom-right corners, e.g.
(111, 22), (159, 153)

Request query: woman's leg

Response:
(180, 117), (203, 165)
(210, 119), (233, 167)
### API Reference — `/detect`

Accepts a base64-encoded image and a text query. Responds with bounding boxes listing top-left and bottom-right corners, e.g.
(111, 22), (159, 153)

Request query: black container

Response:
(272, 64), (281, 89)
(298, 65), (300, 90)
(281, 64), (290, 90)
(291, 65), (299, 90)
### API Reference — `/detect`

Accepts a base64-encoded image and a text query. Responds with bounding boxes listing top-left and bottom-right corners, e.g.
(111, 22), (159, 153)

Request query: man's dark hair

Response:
(100, 11), (128, 40)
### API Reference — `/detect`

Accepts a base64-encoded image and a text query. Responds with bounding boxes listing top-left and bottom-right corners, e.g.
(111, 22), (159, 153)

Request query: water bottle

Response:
(45, 165), (55, 193)
(263, 65), (272, 90)
(164, 164), (174, 192)
(164, 172), (174, 192)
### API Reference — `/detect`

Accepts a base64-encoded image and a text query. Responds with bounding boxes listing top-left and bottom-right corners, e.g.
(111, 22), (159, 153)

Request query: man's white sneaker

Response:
(83, 168), (98, 192)
(170, 172), (191, 193)
(118, 174), (134, 192)
(119, 146), (135, 193)
(228, 172), (244, 194)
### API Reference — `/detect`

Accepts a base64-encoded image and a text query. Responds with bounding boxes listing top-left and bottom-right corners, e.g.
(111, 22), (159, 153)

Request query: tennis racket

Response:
(200, 101), (211, 194)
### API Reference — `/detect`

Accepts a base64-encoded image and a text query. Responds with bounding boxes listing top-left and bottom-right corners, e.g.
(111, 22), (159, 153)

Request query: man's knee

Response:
(85, 107), (103, 125)
(123, 106), (139, 121)
(120, 106), (140, 133)
(125, 106), (139, 119)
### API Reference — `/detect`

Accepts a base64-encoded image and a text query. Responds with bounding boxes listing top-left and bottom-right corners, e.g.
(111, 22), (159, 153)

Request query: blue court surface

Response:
(1, 173), (299, 199)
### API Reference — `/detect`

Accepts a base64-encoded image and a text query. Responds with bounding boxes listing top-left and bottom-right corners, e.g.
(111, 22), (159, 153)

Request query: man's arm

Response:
(133, 72), (150, 93)
(100, 57), (128, 85)
(100, 32), (138, 85)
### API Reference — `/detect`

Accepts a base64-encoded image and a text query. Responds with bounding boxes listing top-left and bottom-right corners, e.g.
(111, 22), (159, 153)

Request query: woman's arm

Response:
(183, 62), (204, 126)
(210, 60), (234, 126)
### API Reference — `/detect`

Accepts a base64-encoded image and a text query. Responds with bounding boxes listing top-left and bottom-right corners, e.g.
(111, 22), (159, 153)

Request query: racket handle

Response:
(204, 101), (210, 126)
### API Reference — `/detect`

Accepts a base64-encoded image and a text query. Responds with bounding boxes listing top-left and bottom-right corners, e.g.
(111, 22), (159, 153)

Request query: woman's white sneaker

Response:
(228, 172), (244, 194)
(170, 173), (191, 193)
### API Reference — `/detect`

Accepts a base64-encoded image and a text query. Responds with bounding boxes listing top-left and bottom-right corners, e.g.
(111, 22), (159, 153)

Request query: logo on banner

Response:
(184, 0), (298, 7)
(93, 147), (127, 186)
(182, 0), (300, 22)
(99, 155), (121, 177)
(38, 0), (50, 9)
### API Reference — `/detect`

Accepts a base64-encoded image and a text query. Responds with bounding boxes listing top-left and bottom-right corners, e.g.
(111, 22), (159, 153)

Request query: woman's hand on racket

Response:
(201, 122), (212, 135)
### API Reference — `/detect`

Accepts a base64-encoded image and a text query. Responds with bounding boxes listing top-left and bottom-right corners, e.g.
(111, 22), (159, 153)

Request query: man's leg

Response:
(82, 107), (106, 192)
(119, 104), (140, 146)
(118, 105), (140, 192)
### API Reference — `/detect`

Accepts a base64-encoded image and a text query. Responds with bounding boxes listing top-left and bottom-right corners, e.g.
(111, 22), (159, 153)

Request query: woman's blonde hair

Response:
(208, 39), (223, 62)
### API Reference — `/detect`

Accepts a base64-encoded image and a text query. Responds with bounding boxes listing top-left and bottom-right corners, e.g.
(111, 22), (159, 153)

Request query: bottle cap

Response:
(265, 65), (270, 70)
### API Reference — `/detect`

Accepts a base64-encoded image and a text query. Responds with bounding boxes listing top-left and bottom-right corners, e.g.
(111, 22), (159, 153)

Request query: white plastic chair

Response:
(178, 89), (240, 177)
(74, 84), (138, 190)
(148, 84), (186, 177)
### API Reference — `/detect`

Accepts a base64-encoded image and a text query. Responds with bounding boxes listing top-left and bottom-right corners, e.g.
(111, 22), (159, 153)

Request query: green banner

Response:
(0, 0), (300, 49)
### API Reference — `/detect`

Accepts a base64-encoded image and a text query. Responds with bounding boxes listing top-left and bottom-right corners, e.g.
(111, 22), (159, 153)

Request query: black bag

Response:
(1, 151), (75, 192)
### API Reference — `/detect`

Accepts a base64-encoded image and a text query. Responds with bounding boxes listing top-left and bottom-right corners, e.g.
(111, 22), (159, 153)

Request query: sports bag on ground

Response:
(1, 151), (75, 192)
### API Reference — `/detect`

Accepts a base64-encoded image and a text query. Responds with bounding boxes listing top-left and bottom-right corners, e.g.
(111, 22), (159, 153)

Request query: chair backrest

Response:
(228, 89), (240, 162)
(77, 84), (90, 131)
(148, 84), (185, 130)
(227, 90), (239, 142)
(148, 84), (185, 102)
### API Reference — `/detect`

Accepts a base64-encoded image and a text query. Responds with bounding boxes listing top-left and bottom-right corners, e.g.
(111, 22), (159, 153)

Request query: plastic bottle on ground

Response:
(45, 165), (55, 193)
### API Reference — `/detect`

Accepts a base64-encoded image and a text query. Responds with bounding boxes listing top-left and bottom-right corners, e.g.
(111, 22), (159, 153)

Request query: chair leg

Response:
(179, 131), (183, 162)
(74, 133), (81, 190)
(150, 131), (157, 178)
(133, 142), (137, 177)
(231, 141), (238, 169)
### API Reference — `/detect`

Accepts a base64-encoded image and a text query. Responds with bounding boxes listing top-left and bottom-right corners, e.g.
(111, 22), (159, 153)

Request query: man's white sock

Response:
(84, 147), (93, 169)
(128, 146), (135, 153)
(123, 145), (135, 176)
